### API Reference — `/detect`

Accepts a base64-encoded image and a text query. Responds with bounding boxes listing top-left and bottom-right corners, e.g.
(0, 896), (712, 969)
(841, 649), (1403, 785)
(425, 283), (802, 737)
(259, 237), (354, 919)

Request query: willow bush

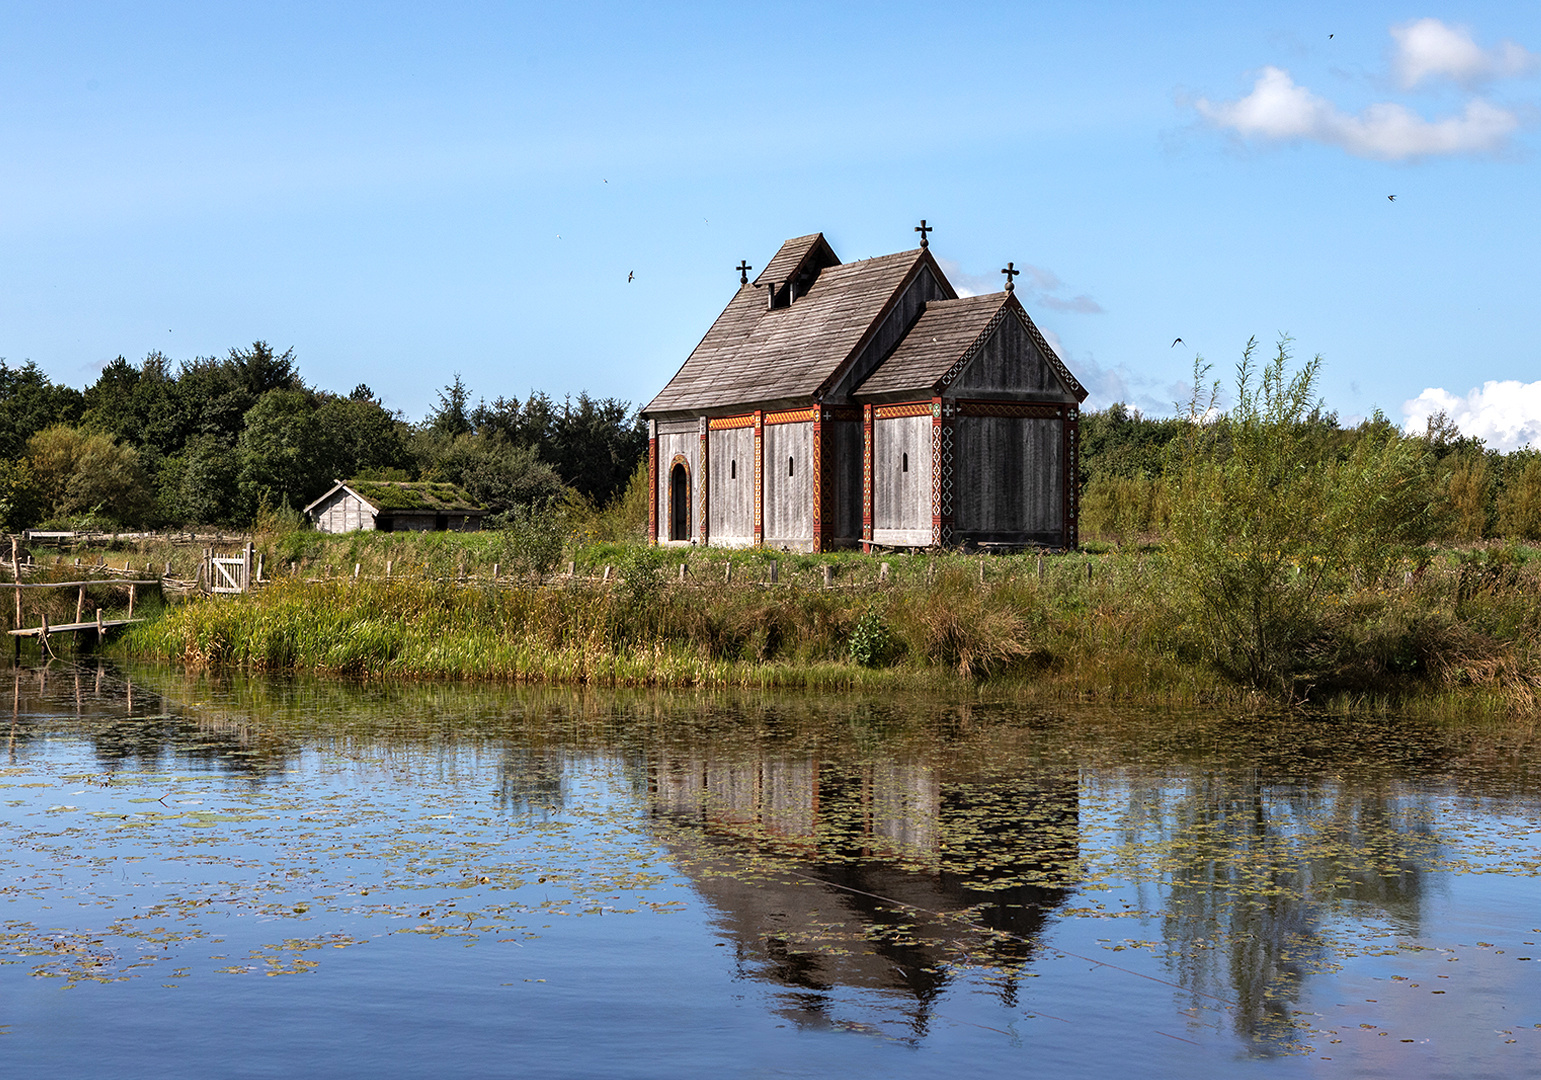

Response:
(1163, 338), (1435, 692)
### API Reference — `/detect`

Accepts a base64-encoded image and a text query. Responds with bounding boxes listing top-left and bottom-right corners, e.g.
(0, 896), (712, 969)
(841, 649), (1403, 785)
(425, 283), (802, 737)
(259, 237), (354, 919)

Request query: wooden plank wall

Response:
(953, 416), (1064, 542)
(655, 419), (699, 545)
(707, 427), (755, 546)
(763, 421), (812, 548)
(872, 414), (932, 546)
(948, 315), (1076, 400)
(315, 492), (376, 534)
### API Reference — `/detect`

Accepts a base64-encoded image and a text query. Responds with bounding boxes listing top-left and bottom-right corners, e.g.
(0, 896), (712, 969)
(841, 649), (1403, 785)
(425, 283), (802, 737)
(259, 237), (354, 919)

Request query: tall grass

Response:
(110, 540), (1541, 712)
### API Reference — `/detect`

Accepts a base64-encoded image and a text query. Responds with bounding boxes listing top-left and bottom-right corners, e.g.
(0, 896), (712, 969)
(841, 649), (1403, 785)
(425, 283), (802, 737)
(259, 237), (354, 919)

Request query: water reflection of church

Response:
(646, 748), (1079, 1032)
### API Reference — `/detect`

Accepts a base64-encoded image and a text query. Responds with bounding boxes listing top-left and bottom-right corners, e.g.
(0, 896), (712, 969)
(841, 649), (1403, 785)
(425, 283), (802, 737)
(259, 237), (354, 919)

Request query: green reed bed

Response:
(111, 541), (1541, 711)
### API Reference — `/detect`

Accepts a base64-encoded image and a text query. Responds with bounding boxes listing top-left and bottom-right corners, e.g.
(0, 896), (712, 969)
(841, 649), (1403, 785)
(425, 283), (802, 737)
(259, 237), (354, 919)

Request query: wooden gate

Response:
(211, 556), (246, 594)
(209, 544), (252, 594)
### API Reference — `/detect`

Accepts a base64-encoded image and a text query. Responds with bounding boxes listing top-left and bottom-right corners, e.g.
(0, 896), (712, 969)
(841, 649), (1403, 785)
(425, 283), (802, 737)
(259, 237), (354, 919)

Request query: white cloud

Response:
(1196, 65), (1521, 160)
(1402, 381), (1541, 451)
(1392, 18), (1538, 88)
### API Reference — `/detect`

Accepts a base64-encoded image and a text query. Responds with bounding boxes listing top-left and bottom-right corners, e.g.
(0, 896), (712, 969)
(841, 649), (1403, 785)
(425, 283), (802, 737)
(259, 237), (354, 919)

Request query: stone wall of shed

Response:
(764, 421), (812, 549)
(314, 492), (376, 534)
(947, 314), (1076, 401)
(655, 419), (700, 546)
(708, 427), (754, 547)
(872, 415), (932, 547)
(953, 416), (1063, 543)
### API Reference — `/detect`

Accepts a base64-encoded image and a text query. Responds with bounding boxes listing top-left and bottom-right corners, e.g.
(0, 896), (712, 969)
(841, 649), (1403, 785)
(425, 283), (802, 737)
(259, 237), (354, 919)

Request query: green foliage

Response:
(1440, 450), (1493, 541)
(237, 389), (328, 513)
(157, 434), (243, 526)
(1077, 402), (1187, 483)
(0, 360), (84, 459)
(1497, 456), (1541, 540)
(415, 432), (567, 518)
(1080, 474), (1167, 546)
(0, 457), (41, 531)
(492, 509), (568, 578)
(613, 545), (669, 613)
(26, 425), (151, 525)
(1163, 338), (1434, 691)
(847, 605), (898, 668)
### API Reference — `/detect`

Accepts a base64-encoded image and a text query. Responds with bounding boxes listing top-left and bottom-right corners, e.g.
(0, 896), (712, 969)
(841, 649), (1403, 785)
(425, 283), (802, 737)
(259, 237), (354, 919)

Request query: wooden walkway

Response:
(9, 618), (142, 639)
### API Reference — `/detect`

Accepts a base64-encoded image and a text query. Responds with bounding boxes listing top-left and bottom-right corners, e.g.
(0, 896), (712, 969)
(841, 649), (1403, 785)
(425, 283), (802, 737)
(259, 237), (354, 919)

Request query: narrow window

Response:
(730, 460), (736, 480)
(788, 456), (795, 477)
(902, 452), (909, 473)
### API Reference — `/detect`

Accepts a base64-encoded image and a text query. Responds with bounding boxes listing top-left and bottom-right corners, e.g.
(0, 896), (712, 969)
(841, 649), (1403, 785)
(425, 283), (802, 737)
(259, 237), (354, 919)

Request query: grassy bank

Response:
(110, 539), (1541, 712)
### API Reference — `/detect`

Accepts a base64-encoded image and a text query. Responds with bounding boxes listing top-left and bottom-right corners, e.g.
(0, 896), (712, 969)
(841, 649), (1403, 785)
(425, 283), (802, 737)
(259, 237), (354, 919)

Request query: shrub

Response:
(1163, 338), (1434, 692)
(848, 605), (898, 668)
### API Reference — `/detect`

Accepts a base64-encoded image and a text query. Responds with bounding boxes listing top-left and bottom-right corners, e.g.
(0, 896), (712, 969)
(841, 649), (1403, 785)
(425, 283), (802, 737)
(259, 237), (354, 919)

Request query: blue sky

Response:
(3, 2), (1538, 445)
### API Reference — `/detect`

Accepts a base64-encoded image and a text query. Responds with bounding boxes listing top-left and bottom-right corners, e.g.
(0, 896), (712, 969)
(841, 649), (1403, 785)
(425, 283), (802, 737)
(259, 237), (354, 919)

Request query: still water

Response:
(2, 661), (1540, 1079)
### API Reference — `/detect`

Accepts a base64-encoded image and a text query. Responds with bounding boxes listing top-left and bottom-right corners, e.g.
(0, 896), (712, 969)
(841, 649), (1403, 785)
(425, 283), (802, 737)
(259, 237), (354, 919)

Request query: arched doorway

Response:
(669, 461), (690, 541)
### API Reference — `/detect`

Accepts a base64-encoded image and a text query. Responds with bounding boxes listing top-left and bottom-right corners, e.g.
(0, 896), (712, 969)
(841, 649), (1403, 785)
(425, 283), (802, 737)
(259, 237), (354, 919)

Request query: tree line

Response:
(0, 344), (645, 531)
(1078, 370), (1541, 545)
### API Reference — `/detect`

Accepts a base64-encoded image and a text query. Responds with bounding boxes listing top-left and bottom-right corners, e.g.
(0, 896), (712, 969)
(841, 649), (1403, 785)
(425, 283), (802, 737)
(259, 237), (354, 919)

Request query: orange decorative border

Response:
(708, 414), (755, 430)
(765, 408), (813, 426)
(874, 402), (933, 420)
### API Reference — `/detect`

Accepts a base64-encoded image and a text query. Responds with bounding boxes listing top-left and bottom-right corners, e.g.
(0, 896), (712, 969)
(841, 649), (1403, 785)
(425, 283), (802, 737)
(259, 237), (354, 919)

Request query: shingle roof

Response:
(852, 294), (1008, 397)
(752, 233), (829, 287)
(304, 480), (484, 516)
(645, 243), (926, 414)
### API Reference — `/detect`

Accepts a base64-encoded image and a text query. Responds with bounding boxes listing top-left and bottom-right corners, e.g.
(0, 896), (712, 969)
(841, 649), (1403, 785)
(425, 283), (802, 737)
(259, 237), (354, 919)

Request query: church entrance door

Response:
(669, 463), (690, 541)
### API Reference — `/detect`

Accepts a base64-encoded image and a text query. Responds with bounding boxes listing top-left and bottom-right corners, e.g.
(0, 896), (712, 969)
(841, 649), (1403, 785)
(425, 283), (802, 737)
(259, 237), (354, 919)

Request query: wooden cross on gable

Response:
(914, 220), (933, 249)
(736, 260), (752, 285)
(1000, 262), (1020, 293)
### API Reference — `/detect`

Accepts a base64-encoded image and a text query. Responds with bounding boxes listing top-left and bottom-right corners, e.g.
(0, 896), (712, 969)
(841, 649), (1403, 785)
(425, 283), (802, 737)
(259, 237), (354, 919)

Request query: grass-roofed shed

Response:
(304, 479), (486, 533)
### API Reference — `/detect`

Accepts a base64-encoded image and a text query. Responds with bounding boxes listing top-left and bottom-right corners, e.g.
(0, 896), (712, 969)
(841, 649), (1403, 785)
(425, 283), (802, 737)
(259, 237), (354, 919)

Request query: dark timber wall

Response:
(953, 415), (1064, 543)
(948, 314), (1077, 402)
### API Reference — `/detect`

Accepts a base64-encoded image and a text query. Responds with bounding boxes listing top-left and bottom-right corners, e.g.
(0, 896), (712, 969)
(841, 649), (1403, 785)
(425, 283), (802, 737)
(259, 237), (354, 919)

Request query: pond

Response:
(3, 661), (1540, 1079)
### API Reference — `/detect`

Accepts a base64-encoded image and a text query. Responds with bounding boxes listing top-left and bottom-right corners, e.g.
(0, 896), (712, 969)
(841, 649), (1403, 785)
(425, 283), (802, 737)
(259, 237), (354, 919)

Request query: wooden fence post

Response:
(879, 561), (889, 583)
(76, 585), (85, 623)
(768, 561), (778, 585)
(128, 584), (136, 619)
(822, 565), (834, 589)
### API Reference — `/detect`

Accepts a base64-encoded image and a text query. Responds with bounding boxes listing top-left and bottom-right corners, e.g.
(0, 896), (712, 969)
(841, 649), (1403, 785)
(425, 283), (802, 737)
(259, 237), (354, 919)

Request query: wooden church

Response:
(642, 226), (1088, 552)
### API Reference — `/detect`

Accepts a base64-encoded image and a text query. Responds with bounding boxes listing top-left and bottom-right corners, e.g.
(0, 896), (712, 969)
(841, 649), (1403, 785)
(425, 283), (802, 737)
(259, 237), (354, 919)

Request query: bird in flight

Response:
(1328, 33), (1333, 39)
(1388, 195), (1396, 202)
(1171, 337), (1184, 348)
(628, 271), (634, 283)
